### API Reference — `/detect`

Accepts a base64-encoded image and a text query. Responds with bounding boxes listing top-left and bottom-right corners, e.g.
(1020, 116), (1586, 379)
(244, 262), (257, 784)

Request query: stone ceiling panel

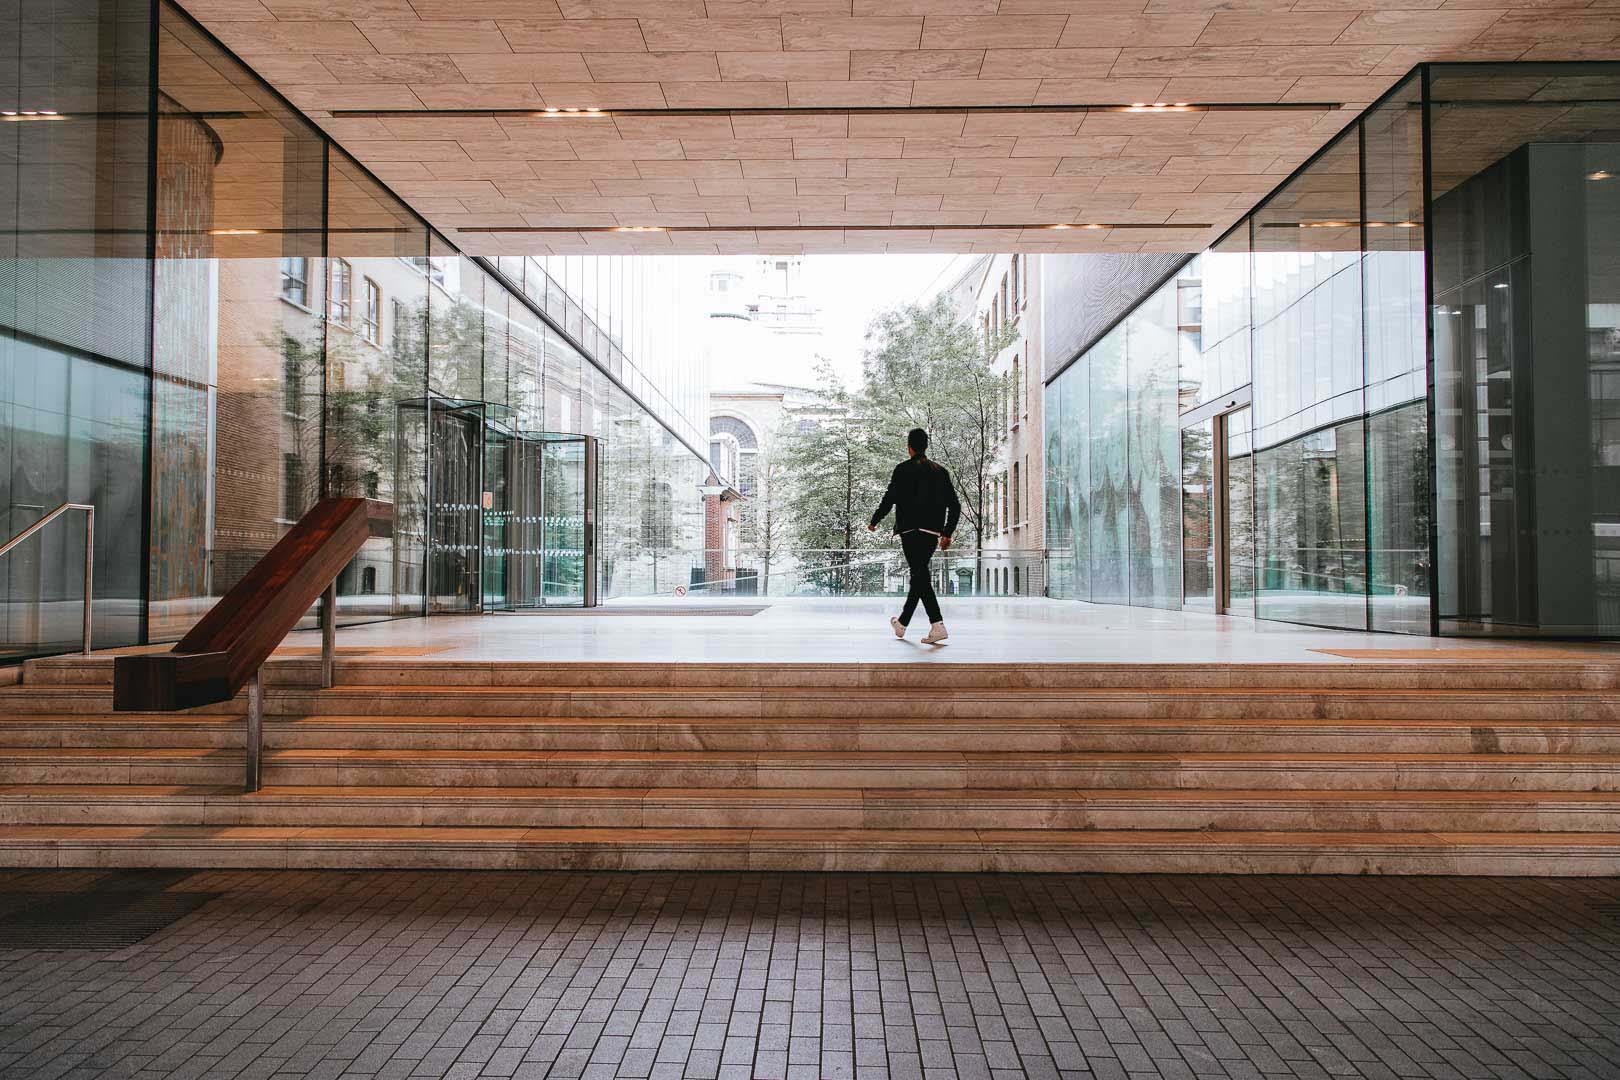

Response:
(170, 0), (1620, 252)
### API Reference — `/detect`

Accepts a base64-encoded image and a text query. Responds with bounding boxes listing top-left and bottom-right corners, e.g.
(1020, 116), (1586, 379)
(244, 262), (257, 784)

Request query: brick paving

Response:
(0, 871), (1618, 1080)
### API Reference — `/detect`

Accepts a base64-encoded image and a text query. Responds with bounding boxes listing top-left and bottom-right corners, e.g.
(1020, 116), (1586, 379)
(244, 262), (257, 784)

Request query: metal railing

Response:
(0, 503), (95, 655)
(614, 547), (1049, 600)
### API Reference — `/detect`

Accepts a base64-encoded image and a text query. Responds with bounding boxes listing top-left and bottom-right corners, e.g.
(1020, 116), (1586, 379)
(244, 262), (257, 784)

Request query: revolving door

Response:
(395, 396), (598, 612)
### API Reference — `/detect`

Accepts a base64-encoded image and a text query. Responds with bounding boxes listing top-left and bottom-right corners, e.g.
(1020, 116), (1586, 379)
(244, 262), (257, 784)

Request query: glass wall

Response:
(1044, 61), (1620, 638)
(1, 0), (151, 660)
(1044, 262), (1194, 609)
(0, 0), (712, 660)
(1429, 64), (1620, 637)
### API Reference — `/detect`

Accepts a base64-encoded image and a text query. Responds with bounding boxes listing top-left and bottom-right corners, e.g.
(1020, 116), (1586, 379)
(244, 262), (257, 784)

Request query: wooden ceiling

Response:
(173, 0), (1620, 254)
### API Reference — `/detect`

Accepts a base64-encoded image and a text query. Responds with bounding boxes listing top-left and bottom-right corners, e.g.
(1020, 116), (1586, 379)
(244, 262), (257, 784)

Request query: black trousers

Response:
(899, 531), (942, 626)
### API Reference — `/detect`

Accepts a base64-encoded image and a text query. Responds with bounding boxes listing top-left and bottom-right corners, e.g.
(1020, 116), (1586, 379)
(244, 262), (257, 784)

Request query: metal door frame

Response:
(1181, 386), (1252, 615)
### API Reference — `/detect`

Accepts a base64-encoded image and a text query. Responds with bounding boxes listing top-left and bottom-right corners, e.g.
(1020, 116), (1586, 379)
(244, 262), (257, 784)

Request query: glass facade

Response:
(1, 0), (710, 660)
(1045, 62), (1620, 638)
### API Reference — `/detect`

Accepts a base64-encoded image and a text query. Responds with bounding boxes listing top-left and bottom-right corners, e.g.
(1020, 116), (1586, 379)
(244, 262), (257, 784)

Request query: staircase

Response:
(1, 655), (1619, 873)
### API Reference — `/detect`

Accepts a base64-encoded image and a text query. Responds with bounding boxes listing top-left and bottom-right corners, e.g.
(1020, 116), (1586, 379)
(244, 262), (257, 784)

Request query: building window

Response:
(283, 453), (305, 521)
(283, 349), (304, 415)
(1011, 254), (1021, 309)
(361, 278), (381, 344)
(330, 258), (352, 324)
(1013, 460), (1021, 525)
(279, 256), (308, 306)
(1000, 274), (1009, 327)
(1011, 356), (1020, 428)
(360, 566), (377, 594)
(1014, 565), (1021, 595)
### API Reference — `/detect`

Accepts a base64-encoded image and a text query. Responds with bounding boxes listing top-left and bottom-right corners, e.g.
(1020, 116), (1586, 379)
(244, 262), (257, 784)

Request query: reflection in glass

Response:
(1181, 419), (1215, 611)
(1226, 408), (1256, 616)
(1088, 327), (1128, 606)
(1256, 419), (1367, 629)
(149, 3), (325, 641)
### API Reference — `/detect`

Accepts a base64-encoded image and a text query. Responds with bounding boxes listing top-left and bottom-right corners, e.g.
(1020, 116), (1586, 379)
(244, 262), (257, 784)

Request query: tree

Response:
(858, 295), (1016, 578)
(779, 360), (886, 594)
(738, 415), (796, 596)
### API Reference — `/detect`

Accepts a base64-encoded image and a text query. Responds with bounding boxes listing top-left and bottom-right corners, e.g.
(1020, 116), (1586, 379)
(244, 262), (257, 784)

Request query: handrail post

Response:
(321, 581), (336, 689)
(81, 507), (94, 655)
(245, 670), (262, 793)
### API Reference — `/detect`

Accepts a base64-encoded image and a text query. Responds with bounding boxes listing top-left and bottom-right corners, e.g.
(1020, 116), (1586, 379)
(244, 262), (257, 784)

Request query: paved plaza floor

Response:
(1, 869), (1618, 1080)
(309, 597), (1620, 667)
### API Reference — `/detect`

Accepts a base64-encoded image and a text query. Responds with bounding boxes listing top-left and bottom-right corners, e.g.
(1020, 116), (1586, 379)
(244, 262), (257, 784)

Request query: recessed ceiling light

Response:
(1081, 223), (1105, 230)
(614, 225), (664, 232)
(208, 228), (262, 235)
(1492, 282), (1509, 289)
(1, 109), (66, 121)
(1588, 170), (1614, 181)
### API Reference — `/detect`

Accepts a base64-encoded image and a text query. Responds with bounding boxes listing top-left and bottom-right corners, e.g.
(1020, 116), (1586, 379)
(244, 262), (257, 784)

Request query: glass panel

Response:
(1190, 227), (1252, 413)
(1226, 407), (1256, 615)
(427, 401), (481, 612)
(1368, 403), (1430, 634)
(148, 2), (325, 642)
(1088, 325), (1128, 606)
(428, 245), (482, 402)
(1255, 418), (1367, 628)
(0, 0), (150, 659)
(1362, 74), (1430, 633)
(1181, 418), (1215, 612)
(542, 437), (587, 605)
(324, 149), (429, 624)
(1043, 382), (1072, 598)
(1429, 62), (1620, 635)
(1127, 282), (1181, 609)
(1251, 136), (1364, 453)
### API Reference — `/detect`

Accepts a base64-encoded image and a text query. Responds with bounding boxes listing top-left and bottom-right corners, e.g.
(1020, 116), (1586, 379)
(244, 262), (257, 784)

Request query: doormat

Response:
(0, 870), (217, 950)
(505, 605), (770, 617)
(1311, 648), (1618, 660)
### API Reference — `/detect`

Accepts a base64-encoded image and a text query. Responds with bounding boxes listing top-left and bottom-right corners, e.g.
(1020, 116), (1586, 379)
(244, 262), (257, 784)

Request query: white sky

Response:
(798, 254), (972, 388)
(688, 253), (973, 391)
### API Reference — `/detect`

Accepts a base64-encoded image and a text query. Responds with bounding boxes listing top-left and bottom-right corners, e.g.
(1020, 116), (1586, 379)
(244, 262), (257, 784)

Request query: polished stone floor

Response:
(1, 870), (1618, 1080)
(306, 598), (1620, 667)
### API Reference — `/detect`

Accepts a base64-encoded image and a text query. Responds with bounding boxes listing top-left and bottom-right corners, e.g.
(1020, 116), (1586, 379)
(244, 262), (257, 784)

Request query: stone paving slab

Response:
(0, 870), (1618, 1078)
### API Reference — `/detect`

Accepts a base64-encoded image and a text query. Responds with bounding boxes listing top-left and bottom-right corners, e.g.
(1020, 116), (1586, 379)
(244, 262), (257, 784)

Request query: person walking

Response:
(868, 427), (961, 645)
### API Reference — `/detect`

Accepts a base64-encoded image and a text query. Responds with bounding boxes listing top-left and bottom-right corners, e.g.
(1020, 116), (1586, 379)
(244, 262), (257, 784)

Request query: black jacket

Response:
(871, 455), (962, 537)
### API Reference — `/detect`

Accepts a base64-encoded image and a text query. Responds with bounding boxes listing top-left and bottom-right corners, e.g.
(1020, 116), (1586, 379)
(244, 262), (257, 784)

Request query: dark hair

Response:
(907, 428), (929, 455)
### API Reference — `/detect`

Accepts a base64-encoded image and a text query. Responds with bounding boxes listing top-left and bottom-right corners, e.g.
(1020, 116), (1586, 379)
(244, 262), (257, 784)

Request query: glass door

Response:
(539, 435), (590, 606)
(1181, 417), (1216, 611)
(426, 399), (484, 613)
(1224, 407), (1256, 616)
(1180, 402), (1255, 616)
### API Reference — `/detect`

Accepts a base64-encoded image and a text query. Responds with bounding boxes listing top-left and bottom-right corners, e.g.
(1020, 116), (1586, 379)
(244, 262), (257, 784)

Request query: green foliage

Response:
(857, 294), (1016, 550)
(776, 297), (1015, 588)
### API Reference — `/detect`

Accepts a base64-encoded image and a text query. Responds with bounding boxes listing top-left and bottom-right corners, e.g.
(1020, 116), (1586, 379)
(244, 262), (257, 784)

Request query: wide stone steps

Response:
(4, 746), (1620, 791)
(3, 785), (1619, 833)
(6, 714), (1620, 754)
(0, 823), (1615, 874)
(24, 657), (1620, 691)
(4, 654), (1619, 873)
(6, 684), (1618, 721)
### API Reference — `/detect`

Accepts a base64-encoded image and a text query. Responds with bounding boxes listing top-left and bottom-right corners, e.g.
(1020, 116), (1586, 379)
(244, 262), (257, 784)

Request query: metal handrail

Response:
(0, 502), (95, 655)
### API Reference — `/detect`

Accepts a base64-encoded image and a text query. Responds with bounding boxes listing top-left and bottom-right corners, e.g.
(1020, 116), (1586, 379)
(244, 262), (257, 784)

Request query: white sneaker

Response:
(921, 622), (948, 644)
(890, 617), (906, 639)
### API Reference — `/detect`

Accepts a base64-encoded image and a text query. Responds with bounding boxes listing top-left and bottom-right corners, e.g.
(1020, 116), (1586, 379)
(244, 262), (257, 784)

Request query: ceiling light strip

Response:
(459, 222), (1212, 234)
(331, 102), (1341, 120)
